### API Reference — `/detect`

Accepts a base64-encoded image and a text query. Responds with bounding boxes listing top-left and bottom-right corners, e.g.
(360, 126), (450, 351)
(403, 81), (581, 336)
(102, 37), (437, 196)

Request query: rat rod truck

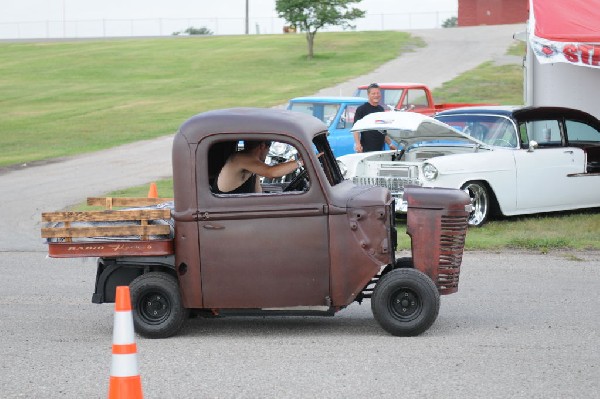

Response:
(41, 108), (471, 338)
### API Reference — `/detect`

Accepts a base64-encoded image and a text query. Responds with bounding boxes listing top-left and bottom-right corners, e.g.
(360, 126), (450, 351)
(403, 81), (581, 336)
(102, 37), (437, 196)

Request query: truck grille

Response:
(353, 176), (422, 192)
(437, 215), (468, 294)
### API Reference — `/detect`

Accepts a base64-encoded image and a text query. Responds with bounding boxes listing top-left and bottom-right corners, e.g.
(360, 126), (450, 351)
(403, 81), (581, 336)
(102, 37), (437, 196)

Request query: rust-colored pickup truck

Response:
(355, 82), (489, 116)
(41, 108), (471, 338)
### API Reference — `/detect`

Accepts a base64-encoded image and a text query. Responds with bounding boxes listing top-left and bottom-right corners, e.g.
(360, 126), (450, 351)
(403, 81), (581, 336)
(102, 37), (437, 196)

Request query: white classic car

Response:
(337, 106), (600, 226)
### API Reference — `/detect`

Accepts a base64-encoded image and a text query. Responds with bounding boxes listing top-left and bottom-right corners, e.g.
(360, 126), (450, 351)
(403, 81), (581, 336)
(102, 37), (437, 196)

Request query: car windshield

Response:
(288, 102), (340, 127)
(355, 88), (404, 110)
(435, 114), (519, 148)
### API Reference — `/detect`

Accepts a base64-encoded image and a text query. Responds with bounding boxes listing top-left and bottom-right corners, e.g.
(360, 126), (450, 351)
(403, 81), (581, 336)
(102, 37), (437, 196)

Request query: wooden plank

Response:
(41, 224), (171, 239)
(87, 197), (173, 208)
(41, 209), (171, 223)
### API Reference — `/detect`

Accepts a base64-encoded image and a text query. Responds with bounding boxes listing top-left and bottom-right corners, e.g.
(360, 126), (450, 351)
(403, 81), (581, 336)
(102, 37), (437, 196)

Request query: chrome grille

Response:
(353, 176), (422, 192)
(377, 166), (411, 177)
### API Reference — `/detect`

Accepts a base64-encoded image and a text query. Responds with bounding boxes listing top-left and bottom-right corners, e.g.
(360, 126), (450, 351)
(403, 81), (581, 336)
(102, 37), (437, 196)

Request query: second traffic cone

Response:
(108, 286), (143, 399)
(147, 182), (158, 199)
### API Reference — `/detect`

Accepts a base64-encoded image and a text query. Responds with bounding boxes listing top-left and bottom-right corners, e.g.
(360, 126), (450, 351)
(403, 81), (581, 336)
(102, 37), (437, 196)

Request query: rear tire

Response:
(130, 272), (188, 339)
(371, 268), (440, 336)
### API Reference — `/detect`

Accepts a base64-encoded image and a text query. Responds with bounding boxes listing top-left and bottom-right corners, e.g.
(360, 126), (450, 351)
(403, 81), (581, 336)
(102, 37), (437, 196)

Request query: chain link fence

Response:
(0, 11), (455, 40)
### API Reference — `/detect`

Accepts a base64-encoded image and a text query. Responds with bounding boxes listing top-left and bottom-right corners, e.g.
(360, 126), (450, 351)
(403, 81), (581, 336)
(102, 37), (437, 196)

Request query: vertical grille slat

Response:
(437, 215), (468, 294)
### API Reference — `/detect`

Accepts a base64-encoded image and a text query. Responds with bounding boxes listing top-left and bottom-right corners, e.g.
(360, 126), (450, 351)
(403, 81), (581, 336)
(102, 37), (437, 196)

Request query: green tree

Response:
(276, 0), (365, 59)
(442, 16), (458, 28)
(172, 26), (213, 35)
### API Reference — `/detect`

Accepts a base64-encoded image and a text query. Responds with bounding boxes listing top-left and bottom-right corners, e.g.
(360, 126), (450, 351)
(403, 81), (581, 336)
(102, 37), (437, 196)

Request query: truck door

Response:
(197, 138), (331, 309)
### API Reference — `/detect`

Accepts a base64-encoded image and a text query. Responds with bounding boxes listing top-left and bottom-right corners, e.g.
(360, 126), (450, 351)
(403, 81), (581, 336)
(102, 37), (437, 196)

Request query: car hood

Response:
(351, 111), (485, 147)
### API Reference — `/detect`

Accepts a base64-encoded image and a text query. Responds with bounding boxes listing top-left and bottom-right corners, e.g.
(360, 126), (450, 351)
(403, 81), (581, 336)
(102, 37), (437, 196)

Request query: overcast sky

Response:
(0, 0), (458, 38)
(0, 0), (457, 22)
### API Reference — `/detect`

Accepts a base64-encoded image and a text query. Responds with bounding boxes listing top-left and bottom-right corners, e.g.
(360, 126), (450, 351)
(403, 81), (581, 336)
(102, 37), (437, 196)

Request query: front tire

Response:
(462, 181), (490, 227)
(130, 272), (189, 339)
(371, 268), (440, 336)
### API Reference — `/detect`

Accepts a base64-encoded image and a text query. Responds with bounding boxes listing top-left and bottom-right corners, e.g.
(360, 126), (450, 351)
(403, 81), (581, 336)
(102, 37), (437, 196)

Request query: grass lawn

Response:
(0, 31), (421, 167)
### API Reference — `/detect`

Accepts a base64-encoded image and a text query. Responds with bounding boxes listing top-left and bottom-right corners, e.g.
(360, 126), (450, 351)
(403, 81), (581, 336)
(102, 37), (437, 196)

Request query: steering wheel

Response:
(283, 168), (309, 192)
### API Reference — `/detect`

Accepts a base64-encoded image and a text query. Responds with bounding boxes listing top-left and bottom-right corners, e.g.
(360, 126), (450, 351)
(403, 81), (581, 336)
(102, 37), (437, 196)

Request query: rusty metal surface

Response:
(405, 186), (470, 294)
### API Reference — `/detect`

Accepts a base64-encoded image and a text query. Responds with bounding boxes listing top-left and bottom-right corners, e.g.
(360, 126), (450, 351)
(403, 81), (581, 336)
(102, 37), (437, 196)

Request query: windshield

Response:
(435, 114), (519, 148)
(288, 102), (340, 127)
(313, 133), (344, 186)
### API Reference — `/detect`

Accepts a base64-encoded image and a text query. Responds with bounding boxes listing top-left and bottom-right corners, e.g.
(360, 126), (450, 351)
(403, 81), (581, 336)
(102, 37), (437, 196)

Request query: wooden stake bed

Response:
(41, 197), (174, 258)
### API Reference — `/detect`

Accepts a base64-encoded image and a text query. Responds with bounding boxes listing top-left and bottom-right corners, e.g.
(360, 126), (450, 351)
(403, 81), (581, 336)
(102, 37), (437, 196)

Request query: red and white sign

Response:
(529, 0), (600, 68)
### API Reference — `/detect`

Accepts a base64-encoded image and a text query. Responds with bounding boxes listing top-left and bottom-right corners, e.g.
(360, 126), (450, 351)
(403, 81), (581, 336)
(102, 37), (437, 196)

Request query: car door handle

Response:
(203, 224), (225, 230)
(564, 150), (574, 154)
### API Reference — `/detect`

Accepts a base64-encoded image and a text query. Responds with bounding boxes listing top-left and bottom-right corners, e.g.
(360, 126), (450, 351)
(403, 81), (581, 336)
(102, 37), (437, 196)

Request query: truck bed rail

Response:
(41, 197), (174, 258)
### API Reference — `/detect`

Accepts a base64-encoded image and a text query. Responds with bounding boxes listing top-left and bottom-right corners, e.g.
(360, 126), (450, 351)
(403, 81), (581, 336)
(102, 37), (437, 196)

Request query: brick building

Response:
(458, 0), (528, 26)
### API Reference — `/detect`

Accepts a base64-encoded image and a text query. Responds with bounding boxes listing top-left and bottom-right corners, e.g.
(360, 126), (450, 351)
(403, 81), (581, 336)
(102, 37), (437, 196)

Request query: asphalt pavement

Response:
(1, 250), (598, 398)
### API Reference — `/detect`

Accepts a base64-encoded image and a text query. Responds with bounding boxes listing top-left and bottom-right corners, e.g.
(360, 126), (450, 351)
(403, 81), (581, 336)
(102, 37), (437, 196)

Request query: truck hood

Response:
(351, 111), (485, 147)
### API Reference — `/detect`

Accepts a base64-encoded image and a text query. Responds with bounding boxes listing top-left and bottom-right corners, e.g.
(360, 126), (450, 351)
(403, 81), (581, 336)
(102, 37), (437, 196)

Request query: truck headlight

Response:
(423, 163), (438, 181)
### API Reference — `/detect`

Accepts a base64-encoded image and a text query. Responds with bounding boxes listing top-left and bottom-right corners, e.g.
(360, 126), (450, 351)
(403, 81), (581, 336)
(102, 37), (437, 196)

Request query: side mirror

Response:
(527, 140), (538, 152)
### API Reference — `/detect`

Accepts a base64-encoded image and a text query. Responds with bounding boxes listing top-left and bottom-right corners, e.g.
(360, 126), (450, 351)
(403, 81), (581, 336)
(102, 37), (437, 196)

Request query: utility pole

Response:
(245, 0), (249, 34)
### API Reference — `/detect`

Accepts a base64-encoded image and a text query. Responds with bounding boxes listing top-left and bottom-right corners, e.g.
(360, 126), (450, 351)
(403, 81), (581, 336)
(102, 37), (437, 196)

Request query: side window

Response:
(519, 122), (529, 147)
(208, 139), (309, 196)
(381, 89), (404, 109)
(406, 89), (429, 109)
(524, 120), (561, 147)
(322, 104), (340, 127)
(566, 120), (600, 143)
(288, 103), (339, 127)
(337, 105), (358, 129)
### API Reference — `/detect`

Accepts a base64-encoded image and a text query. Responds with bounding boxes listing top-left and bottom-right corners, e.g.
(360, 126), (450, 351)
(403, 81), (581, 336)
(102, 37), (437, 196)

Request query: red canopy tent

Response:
(529, 0), (600, 67)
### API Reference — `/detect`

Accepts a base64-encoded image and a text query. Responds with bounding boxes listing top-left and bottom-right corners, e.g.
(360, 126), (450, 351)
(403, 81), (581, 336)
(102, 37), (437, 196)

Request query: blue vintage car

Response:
(287, 96), (392, 156)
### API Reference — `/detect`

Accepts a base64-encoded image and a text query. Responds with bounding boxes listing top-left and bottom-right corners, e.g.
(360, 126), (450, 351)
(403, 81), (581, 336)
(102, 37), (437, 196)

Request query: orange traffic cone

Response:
(108, 286), (143, 399)
(147, 182), (158, 199)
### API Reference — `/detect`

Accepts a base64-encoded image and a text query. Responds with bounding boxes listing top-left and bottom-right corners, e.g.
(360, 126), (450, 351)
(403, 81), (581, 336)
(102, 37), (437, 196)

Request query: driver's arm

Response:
(239, 155), (301, 179)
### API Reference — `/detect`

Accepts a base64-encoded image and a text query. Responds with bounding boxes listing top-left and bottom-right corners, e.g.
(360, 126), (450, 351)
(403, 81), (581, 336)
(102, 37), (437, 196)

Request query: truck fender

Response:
(92, 255), (176, 304)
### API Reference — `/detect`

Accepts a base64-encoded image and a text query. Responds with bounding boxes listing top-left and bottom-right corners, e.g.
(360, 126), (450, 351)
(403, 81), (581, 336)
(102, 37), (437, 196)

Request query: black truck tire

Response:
(371, 268), (440, 336)
(129, 272), (189, 339)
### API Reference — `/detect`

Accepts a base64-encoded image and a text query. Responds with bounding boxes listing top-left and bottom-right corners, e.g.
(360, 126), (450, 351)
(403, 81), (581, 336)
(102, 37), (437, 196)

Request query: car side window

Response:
(406, 89), (429, 109)
(381, 89), (404, 109)
(524, 120), (562, 147)
(337, 105), (357, 129)
(519, 123), (529, 147)
(287, 102), (339, 127)
(565, 120), (600, 143)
